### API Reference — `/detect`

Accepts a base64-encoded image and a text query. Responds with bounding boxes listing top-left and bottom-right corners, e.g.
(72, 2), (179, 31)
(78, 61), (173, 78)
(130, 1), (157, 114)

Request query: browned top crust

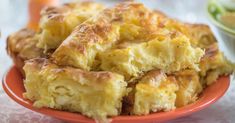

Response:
(6, 28), (45, 75)
(152, 10), (217, 48)
(37, 2), (105, 50)
(6, 1), (234, 121)
(201, 43), (219, 60)
(41, 2), (100, 22)
(52, 2), (204, 72)
(7, 28), (36, 57)
(25, 58), (122, 84)
(186, 24), (217, 48)
(7, 28), (46, 60)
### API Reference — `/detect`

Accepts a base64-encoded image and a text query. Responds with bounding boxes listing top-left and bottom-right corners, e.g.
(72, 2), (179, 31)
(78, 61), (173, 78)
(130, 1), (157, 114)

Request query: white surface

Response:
(0, 0), (235, 123)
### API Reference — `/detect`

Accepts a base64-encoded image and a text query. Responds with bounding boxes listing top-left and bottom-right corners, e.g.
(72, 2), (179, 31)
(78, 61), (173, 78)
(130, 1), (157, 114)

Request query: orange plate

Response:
(2, 66), (230, 123)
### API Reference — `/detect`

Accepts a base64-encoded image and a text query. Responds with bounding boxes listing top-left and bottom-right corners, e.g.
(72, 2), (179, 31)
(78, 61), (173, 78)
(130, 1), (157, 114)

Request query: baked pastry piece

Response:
(7, 2), (104, 75)
(186, 24), (217, 48)
(178, 23), (234, 85)
(133, 70), (178, 115)
(37, 2), (104, 51)
(52, 2), (204, 75)
(174, 70), (202, 107)
(6, 28), (45, 75)
(23, 58), (127, 122)
(153, 13), (217, 48)
(186, 24), (234, 85)
(199, 43), (234, 85)
(122, 69), (203, 114)
(6, 1), (235, 122)
(100, 34), (204, 79)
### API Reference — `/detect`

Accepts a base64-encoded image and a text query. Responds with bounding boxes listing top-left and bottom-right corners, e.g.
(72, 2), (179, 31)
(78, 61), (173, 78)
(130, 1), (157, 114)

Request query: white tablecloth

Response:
(0, 0), (234, 123)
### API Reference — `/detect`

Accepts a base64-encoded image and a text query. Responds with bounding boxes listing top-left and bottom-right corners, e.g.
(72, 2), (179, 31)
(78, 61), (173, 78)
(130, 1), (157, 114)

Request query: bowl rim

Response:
(2, 66), (231, 123)
(207, 0), (235, 35)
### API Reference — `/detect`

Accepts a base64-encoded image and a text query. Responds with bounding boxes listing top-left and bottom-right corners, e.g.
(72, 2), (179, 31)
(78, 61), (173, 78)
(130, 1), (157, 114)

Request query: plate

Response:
(2, 66), (230, 123)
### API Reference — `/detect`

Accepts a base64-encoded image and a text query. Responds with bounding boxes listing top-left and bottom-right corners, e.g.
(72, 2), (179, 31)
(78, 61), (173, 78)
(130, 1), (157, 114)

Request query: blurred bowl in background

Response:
(207, 0), (235, 60)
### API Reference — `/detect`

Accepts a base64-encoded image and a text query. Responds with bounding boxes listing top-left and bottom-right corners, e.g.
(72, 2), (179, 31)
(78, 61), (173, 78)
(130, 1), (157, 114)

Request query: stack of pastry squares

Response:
(7, 1), (234, 123)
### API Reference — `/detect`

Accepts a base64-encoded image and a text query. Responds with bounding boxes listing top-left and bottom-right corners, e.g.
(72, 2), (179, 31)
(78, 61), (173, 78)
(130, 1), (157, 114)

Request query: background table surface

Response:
(0, 0), (235, 123)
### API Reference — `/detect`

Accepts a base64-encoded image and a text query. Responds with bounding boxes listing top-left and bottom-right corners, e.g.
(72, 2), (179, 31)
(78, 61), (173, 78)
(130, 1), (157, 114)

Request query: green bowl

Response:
(207, 0), (235, 34)
(207, 0), (235, 60)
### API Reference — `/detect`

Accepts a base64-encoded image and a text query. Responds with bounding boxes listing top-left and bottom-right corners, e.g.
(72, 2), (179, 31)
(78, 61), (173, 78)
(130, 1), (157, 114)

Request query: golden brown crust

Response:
(133, 70), (178, 115)
(7, 2), (105, 75)
(7, 28), (35, 56)
(122, 70), (179, 115)
(173, 70), (202, 107)
(52, 2), (156, 70)
(52, 2), (204, 74)
(26, 58), (117, 82)
(41, 2), (103, 22)
(7, 28), (45, 75)
(153, 10), (217, 48)
(5, 1), (234, 121)
(41, 4), (70, 22)
(37, 2), (105, 50)
(40, 2), (100, 23)
(138, 70), (166, 86)
(23, 58), (127, 122)
(186, 24), (217, 48)
(201, 43), (218, 60)
(199, 43), (234, 85)
(122, 70), (165, 115)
